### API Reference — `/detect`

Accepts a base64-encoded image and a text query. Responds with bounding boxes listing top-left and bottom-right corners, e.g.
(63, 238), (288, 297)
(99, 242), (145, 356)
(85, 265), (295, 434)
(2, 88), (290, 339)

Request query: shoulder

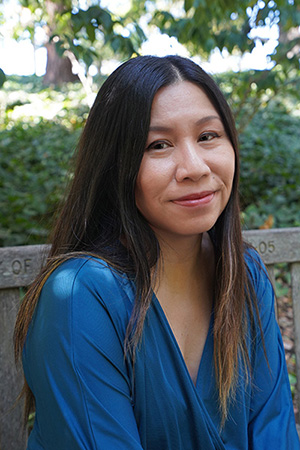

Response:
(46, 256), (134, 298)
(37, 256), (135, 333)
(24, 257), (137, 433)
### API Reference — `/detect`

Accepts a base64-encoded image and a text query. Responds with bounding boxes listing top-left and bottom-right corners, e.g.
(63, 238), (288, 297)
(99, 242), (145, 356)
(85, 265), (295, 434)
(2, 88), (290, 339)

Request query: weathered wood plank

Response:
(243, 228), (300, 264)
(0, 288), (27, 450)
(0, 245), (50, 289)
(0, 229), (299, 289)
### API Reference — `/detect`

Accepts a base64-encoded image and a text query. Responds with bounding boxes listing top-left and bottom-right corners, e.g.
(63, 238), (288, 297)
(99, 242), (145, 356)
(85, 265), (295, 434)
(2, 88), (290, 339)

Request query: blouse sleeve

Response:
(24, 258), (143, 450)
(247, 252), (300, 449)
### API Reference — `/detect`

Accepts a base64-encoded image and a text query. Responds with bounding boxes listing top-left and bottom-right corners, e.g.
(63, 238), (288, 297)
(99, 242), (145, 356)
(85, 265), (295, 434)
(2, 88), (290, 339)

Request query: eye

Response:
(146, 140), (170, 151)
(198, 132), (220, 142)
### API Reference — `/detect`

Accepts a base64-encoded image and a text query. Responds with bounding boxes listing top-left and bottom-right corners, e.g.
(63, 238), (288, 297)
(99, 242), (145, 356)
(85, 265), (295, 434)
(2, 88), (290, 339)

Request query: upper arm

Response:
(247, 254), (300, 448)
(24, 259), (143, 450)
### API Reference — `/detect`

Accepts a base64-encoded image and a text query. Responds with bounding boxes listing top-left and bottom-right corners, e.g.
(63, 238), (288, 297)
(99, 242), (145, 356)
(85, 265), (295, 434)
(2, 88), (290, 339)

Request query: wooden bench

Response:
(0, 228), (299, 449)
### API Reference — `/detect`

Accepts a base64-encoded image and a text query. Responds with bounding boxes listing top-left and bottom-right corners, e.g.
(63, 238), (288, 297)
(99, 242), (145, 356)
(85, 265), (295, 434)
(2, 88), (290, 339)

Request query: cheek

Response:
(135, 161), (154, 211)
(135, 178), (146, 210)
(210, 155), (234, 184)
(218, 148), (235, 185)
(135, 157), (171, 207)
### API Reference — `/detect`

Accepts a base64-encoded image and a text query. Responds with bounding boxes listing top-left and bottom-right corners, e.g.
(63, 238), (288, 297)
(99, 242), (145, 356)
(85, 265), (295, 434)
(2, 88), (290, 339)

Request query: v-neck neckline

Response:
(151, 292), (214, 390)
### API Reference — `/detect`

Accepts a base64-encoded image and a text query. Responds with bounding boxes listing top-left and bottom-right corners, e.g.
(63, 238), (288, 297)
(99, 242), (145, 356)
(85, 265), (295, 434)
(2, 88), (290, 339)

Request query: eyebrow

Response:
(148, 115), (222, 132)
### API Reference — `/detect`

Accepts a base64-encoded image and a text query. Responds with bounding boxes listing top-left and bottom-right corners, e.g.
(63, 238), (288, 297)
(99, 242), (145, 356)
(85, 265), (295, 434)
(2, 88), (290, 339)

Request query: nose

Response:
(175, 142), (211, 182)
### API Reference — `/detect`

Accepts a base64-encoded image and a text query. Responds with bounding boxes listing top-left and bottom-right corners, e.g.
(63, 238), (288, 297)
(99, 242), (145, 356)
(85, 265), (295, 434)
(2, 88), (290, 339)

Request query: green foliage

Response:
(0, 68), (6, 87)
(148, 0), (300, 64)
(289, 371), (297, 398)
(239, 100), (300, 229)
(274, 263), (291, 297)
(0, 75), (90, 246)
(53, 2), (145, 68)
(0, 120), (80, 246)
(16, 1), (146, 75)
(151, 0), (254, 55)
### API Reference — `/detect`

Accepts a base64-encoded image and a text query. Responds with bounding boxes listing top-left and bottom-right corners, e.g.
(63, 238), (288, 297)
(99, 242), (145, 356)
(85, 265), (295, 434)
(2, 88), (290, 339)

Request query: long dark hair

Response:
(15, 55), (259, 424)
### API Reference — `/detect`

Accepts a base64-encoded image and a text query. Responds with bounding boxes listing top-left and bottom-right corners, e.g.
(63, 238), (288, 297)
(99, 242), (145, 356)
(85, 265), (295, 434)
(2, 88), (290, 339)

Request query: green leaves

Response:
(289, 372), (297, 397)
(0, 119), (81, 245)
(238, 98), (300, 230)
(151, 0), (258, 57)
(71, 6), (113, 38)
(0, 75), (90, 246)
(184, 0), (194, 12)
(61, 4), (146, 66)
(12, 0), (147, 87)
(0, 68), (6, 88)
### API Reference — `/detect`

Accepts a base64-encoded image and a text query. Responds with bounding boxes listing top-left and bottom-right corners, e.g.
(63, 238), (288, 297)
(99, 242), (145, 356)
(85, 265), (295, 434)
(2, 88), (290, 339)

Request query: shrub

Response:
(239, 101), (300, 229)
(0, 120), (81, 246)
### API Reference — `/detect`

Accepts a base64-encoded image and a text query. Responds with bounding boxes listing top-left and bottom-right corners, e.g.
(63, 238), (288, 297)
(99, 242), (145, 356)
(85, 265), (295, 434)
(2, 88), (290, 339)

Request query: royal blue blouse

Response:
(23, 251), (300, 449)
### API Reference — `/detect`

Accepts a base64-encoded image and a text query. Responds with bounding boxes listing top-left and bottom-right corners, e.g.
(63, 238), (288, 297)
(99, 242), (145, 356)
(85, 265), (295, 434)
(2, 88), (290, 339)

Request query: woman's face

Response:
(135, 81), (235, 243)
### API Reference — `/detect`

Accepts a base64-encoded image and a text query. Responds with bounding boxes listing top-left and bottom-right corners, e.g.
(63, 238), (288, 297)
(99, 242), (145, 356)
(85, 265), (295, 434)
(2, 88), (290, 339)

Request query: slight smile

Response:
(172, 191), (215, 207)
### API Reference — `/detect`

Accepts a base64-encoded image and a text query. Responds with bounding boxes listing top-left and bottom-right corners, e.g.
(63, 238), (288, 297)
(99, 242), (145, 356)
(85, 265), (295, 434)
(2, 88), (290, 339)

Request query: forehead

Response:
(150, 81), (219, 123)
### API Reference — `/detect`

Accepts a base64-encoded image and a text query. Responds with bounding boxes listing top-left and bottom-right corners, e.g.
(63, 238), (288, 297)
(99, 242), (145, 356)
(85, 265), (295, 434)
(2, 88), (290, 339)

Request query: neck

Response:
(153, 233), (213, 297)
(158, 233), (203, 266)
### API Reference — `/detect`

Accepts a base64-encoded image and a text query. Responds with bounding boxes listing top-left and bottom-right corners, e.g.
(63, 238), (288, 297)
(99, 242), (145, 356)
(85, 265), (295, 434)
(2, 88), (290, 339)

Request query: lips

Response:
(172, 191), (215, 207)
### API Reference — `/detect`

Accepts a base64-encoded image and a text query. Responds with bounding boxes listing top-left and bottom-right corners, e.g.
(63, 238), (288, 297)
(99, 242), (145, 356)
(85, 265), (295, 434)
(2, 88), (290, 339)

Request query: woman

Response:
(15, 55), (299, 449)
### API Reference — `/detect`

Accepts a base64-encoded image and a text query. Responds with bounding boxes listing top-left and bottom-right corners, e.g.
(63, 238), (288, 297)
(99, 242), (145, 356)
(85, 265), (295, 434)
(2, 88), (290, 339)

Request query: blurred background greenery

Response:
(0, 0), (299, 247)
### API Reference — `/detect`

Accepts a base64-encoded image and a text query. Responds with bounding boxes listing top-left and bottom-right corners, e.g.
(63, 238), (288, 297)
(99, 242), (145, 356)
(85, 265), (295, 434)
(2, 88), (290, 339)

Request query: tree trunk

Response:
(43, 0), (78, 86)
(43, 42), (78, 85)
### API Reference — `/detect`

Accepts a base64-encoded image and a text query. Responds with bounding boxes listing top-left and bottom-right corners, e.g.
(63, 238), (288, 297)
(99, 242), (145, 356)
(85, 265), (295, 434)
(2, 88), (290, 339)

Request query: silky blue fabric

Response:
(23, 252), (300, 449)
